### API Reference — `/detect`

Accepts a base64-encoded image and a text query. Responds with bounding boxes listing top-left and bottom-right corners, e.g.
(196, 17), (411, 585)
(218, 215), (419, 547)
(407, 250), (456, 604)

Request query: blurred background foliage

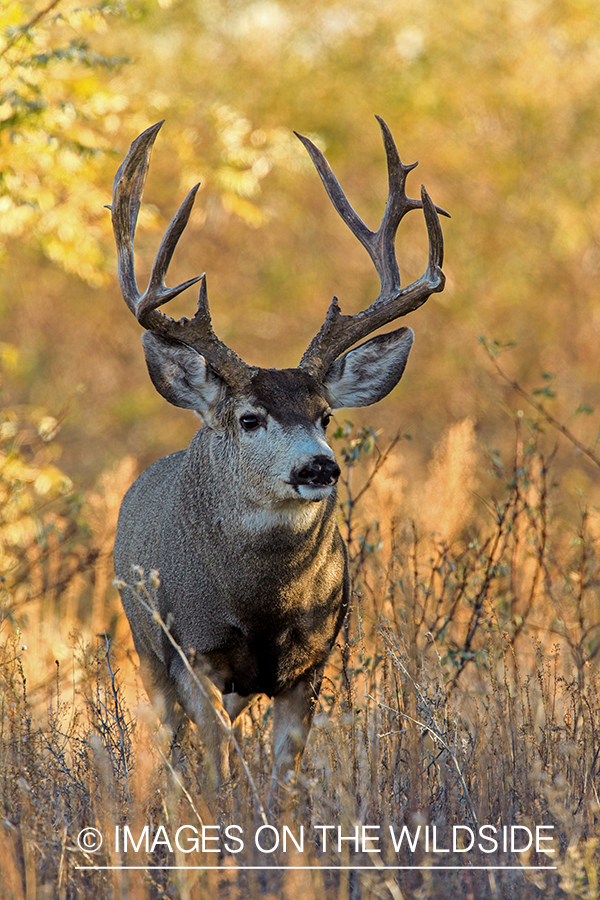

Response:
(1, 0), (600, 507)
(2, 8), (600, 891)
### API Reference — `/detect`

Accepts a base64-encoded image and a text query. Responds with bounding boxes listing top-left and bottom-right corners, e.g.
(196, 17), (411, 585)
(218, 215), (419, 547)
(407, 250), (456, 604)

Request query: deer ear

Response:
(323, 327), (414, 409)
(141, 331), (225, 415)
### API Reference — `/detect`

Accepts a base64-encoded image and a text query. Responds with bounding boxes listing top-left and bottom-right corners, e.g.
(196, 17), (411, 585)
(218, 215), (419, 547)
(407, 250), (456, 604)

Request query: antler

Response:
(296, 116), (448, 379)
(111, 121), (253, 388)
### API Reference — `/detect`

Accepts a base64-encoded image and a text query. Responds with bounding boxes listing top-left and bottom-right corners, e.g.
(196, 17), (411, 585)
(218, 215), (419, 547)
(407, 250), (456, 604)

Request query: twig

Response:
(0, 0), (63, 58)
(103, 633), (130, 784)
(352, 429), (403, 508)
(155, 743), (206, 829)
(482, 341), (600, 470)
(373, 699), (478, 830)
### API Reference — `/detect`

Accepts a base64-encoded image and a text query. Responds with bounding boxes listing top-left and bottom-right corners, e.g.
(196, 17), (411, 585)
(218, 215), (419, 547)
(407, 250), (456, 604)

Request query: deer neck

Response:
(179, 427), (338, 544)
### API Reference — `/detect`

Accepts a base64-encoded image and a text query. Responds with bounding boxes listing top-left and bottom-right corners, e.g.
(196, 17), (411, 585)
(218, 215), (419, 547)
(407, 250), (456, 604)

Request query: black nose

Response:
(292, 455), (341, 487)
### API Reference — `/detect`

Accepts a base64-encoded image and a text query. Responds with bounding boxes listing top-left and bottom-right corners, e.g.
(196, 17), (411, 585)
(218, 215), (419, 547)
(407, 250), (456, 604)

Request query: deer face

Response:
(232, 367), (339, 505)
(141, 327), (415, 508)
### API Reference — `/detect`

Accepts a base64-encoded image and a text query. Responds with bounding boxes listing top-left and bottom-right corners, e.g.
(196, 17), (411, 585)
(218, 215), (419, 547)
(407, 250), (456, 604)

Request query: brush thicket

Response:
(1, 406), (599, 899)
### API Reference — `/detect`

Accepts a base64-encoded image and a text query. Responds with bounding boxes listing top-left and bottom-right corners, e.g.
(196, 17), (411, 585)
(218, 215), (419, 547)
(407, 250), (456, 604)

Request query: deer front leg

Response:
(169, 654), (233, 803)
(137, 651), (188, 738)
(268, 668), (324, 812)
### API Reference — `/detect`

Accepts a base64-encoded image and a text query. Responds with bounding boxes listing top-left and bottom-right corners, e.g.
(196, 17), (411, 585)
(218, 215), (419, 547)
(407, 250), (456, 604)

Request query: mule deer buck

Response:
(112, 118), (447, 808)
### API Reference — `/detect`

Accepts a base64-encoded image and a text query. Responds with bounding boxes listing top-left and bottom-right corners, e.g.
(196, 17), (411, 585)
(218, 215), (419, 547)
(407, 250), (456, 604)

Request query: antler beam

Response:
(297, 116), (448, 378)
(111, 121), (252, 388)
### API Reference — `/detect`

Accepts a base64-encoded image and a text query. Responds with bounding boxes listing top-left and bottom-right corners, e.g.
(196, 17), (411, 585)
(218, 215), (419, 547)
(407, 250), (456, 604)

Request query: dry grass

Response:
(1, 413), (599, 899)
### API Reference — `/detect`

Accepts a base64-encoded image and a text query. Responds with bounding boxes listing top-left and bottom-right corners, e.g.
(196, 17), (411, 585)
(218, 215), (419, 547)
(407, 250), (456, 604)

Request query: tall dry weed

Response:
(419, 416), (479, 544)
(1, 415), (599, 898)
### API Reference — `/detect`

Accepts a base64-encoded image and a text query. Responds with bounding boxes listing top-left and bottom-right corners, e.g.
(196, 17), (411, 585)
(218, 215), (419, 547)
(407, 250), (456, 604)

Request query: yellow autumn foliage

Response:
(0, 349), (74, 580)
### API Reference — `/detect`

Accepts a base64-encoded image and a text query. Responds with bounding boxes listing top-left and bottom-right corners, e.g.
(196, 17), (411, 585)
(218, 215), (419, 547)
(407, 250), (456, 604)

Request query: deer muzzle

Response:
(291, 455), (341, 488)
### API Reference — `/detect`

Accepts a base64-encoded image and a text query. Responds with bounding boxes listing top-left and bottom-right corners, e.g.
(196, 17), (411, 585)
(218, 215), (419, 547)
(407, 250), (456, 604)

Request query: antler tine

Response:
(138, 183), (204, 322)
(422, 182), (445, 275)
(294, 131), (373, 259)
(298, 117), (448, 378)
(112, 121), (162, 315)
(112, 121), (204, 321)
(112, 123), (252, 388)
(375, 115), (420, 297)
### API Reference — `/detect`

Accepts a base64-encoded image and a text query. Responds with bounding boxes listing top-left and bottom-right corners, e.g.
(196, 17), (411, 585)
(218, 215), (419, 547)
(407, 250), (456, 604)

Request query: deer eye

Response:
(239, 414), (263, 432)
(321, 410), (332, 429)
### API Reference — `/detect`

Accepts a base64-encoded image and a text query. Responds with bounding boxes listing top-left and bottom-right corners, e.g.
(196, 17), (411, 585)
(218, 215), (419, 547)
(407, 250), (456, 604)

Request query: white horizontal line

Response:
(75, 865), (558, 871)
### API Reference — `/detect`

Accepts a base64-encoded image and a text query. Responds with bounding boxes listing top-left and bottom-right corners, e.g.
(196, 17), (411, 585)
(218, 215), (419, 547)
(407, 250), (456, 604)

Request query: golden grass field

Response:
(2, 404), (599, 899)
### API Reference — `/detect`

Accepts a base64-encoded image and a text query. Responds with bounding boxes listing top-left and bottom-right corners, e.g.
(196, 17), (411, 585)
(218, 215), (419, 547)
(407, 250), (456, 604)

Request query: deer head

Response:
(110, 119), (447, 506)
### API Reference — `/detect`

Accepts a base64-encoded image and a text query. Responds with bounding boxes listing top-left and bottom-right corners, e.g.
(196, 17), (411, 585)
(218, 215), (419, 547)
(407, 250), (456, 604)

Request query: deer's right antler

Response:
(297, 117), (448, 379)
(111, 121), (253, 389)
